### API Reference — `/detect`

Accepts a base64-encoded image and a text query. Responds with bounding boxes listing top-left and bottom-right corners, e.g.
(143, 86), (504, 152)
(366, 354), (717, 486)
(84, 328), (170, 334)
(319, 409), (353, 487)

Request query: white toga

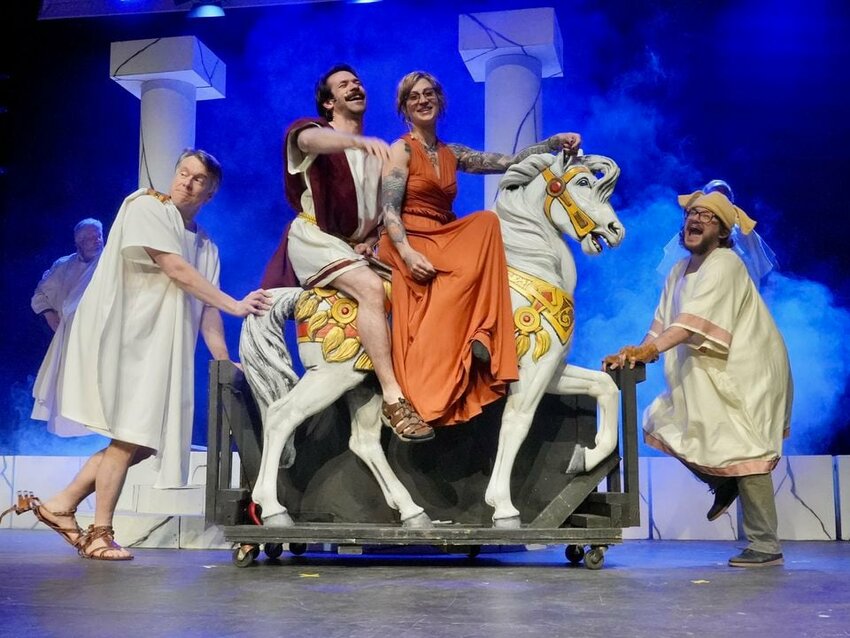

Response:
(286, 121), (382, 287)
(60, 189), (220, 488)
(31, 253), (100, 437)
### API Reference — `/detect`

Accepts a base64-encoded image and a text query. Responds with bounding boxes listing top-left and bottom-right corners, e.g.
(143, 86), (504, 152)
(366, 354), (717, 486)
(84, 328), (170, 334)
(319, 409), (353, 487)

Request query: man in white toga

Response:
(4, 150), (271, 561)
(31, 218), (103, 437)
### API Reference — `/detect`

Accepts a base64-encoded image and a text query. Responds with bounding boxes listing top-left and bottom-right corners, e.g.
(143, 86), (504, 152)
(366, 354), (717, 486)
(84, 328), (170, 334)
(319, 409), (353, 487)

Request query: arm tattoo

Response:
(448, 141), (553, 174)
(381, 163), (409, 245)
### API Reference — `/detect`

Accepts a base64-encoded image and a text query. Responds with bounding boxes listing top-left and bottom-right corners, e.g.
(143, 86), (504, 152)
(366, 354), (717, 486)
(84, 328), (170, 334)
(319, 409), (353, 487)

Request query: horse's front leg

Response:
(344, 386), (431, 528)
(253, 367), (364, 528)
(546, 364), (620, 473)
(485, 354), (563, 528)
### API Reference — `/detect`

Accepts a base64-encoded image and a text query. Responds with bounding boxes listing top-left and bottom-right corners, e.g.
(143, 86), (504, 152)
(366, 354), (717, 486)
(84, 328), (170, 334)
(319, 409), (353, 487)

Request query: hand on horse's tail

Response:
(235, 289), (273, 318)
(602, 343), (659, 370)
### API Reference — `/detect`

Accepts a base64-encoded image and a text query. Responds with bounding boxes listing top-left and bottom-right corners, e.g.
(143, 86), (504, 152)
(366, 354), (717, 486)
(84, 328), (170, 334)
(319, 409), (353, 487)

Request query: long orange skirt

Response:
(377, 210), (519, 426)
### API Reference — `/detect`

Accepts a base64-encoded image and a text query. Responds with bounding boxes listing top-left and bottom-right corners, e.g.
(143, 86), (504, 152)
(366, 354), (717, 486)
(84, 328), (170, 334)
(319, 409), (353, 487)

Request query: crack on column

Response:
(639, 488), (661, 539)
(111, 38), (162, 77)
(462, 49), (496, 65)
(127, 515), (174, 548)
(194, 39), (218, 89)
(190, 463), (206, 484)
(0, 457), (11, 491)
(509, 82), (542, 155)
(139, 127), (154, 190)
(774, 459), (833, 539)
(463, 14), (532, 58)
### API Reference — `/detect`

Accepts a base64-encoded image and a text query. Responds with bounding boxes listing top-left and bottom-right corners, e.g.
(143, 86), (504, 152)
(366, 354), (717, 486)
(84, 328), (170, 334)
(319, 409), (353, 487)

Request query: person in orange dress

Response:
(377, 70), (582, 426)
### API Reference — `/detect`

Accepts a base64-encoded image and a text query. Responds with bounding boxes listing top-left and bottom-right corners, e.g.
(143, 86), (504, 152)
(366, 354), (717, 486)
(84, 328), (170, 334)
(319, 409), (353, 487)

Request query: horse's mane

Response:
(581, 154), (620, 204)
(500, 153), (558, 190)
(496, 153), (564, 280)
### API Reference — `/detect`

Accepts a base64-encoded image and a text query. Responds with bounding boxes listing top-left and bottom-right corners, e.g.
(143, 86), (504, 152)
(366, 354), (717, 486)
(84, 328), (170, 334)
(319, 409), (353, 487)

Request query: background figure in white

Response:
(31, 218), (104, 437)
(6, 150), (271, 561)
(656, 179), (778, 286)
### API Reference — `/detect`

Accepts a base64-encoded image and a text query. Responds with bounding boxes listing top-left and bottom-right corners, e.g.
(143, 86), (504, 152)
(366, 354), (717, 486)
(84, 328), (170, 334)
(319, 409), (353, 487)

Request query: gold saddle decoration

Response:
(507, 266), (575, 362)
(294, 281), (392, 371)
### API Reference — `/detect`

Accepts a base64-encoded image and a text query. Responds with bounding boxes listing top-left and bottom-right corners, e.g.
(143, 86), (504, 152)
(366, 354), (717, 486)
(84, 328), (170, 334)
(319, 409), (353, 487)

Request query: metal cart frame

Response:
(205, 361), (645, 568)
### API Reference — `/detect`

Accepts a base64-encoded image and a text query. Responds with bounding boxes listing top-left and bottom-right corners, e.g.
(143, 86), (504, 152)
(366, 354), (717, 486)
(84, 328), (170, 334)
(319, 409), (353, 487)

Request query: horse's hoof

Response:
(262, 511), (295, 528)
(492, 515), (521, 529)
(401, 512), (433, 529)
(566, 445), (586, 474)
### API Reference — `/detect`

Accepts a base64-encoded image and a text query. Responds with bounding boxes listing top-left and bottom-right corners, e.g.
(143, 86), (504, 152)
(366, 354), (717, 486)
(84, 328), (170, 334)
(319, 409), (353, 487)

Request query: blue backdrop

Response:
(1, 0), (848, 456)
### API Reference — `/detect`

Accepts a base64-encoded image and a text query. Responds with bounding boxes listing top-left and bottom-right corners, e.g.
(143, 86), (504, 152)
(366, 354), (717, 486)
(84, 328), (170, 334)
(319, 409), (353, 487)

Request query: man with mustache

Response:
(261, 64), (433, 442)
(604, 190), (792, 568)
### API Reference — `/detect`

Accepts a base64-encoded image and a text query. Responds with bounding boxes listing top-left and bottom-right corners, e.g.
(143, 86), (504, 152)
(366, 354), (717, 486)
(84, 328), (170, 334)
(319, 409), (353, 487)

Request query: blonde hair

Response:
(395, 71), (446, 121)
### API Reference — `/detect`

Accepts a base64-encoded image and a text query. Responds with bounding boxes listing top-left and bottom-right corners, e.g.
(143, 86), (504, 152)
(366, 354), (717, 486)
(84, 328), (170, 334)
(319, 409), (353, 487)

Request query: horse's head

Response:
(497, 151), (624, 256)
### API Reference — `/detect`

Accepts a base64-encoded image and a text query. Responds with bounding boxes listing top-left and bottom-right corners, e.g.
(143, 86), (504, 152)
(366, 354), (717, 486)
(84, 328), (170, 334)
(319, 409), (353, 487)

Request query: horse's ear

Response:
(562, 149), (586, 170)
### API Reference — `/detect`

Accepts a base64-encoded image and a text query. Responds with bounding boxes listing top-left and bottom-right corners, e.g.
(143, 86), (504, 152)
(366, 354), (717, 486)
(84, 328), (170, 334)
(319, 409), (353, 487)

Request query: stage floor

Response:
(1, 531), (847, 638)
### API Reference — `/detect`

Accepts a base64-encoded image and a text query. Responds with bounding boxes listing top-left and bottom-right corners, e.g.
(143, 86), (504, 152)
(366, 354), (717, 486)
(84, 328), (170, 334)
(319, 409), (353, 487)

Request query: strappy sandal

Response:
(381, 398), (435, 442)
(78, 525), (134, 561)
(0, 491), (84, 550)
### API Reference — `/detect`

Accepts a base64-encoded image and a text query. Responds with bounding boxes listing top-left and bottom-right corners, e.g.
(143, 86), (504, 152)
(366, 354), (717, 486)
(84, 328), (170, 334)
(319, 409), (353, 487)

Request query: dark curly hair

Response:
(315, 64), (359, 121)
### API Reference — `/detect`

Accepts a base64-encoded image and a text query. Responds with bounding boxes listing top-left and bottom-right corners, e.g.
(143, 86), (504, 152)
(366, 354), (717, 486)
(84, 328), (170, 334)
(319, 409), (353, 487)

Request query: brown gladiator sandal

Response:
(381, 398), (435, 442)
(0, 491), (85, 550)
(78, 525), (134, 561)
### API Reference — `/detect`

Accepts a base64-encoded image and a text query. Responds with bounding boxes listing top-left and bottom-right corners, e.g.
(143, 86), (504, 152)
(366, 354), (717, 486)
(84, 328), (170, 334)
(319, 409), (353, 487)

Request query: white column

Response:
(109, 37), (226, 191)
(139, 79), (196, 190)
(459, 8), (564, 208)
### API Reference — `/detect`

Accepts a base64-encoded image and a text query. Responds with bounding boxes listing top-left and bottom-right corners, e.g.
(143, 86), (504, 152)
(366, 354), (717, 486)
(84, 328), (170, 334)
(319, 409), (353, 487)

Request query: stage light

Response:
(187, 2), (225, 18)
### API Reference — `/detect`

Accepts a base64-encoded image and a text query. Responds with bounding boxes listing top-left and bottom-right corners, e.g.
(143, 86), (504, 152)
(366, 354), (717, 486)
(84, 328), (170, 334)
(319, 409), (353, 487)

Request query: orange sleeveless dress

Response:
(377, 134), (519, 426)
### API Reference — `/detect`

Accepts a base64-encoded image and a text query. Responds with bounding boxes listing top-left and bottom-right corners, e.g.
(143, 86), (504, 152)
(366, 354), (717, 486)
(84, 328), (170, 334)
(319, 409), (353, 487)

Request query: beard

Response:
(679, 227), (713, 255)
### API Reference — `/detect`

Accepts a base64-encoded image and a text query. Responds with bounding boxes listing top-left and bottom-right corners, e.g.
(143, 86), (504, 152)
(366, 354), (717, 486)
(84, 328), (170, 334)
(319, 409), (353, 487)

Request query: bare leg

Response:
(75, 440), (142, 559)
(330, 267), (404, 403)
(92, 441), (140, 527)
(44, 449), (104, 511)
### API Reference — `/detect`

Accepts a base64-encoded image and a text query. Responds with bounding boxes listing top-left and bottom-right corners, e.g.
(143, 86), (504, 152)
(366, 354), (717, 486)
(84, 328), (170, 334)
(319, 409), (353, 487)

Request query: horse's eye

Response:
(576, 177), (590, 187)
(546, 178), (564, 196)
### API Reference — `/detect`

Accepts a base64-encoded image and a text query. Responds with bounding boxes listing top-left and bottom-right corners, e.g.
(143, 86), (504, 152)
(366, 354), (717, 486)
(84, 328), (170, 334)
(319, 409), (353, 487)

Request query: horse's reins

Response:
(541, 164), (596, 239)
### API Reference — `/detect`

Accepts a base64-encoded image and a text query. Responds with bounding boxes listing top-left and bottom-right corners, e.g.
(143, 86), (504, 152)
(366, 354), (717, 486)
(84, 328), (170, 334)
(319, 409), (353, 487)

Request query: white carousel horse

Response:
(240, 150), (624, 528)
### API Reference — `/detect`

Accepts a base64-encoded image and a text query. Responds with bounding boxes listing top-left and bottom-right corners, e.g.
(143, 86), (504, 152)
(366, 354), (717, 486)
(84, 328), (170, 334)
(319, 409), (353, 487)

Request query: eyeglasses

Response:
(684, 208), (718, 224)
(406, 88), (437, 104)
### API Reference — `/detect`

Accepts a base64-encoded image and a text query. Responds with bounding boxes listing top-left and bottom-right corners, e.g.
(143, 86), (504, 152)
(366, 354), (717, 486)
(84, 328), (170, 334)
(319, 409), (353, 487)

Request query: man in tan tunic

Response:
(605, 190), (792, 568)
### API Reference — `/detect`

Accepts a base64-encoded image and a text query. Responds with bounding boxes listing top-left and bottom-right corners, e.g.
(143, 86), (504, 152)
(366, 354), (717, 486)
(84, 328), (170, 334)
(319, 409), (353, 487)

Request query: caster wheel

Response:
(584, 547), (605, 570)
(289, 542), (307, 556)
(264, 543), (284, 559)
(466, 545), (481, 559)
(233, 544), (260, 567)
(565, 544), (585, 565)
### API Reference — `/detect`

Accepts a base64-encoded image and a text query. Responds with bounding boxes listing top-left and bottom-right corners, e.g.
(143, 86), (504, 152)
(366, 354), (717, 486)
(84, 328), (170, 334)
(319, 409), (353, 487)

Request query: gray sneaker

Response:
(728, 548), (784, 568)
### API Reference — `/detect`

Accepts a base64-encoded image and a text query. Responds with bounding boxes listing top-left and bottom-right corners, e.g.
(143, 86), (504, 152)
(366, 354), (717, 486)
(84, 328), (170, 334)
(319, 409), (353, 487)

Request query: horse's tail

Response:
(239, 287), (303, 467)
(239, 287), (302, 411)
